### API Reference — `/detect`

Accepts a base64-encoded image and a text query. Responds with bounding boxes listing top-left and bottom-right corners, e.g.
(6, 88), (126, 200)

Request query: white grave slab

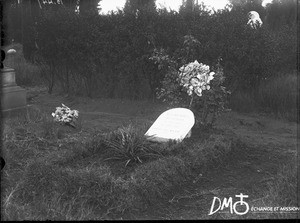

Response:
(145, 108), (195, 143)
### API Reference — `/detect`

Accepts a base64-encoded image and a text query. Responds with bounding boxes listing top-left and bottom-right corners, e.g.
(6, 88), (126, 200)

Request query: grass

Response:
(1, 105), (240, 220)
(100, 125), (163, 167)
(1, 101), (298, 220)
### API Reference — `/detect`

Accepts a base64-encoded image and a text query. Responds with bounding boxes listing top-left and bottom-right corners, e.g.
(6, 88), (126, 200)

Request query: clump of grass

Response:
(256, 73), (298, 121)
(100, 125), (163, 167)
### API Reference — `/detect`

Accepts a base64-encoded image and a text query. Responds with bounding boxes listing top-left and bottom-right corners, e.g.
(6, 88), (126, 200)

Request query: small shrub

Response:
(150, 36), (230, 128)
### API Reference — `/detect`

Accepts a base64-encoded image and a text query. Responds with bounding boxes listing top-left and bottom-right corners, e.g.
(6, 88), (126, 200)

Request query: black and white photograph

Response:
(0, 0), (299, 220)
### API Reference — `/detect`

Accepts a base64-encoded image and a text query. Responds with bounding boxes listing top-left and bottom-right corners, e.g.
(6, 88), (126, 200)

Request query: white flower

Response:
(190, 77), (200, 87)
(192, 60), (200, 66)
(194, 87), (202, 96)
(179, 64), (193, 76)
(205, 72), (215, 84)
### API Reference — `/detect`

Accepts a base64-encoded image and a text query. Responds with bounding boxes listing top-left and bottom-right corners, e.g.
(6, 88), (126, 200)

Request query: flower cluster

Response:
(178, 60), (215, 97)
(52, 104), (79, 126)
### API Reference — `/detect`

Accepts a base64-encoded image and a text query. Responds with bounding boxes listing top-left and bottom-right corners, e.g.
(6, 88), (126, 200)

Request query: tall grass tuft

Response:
(101, 125), (163, 167)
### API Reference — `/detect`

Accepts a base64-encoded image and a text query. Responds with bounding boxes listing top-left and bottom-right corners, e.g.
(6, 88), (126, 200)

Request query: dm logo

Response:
(208, 193), (249, 216)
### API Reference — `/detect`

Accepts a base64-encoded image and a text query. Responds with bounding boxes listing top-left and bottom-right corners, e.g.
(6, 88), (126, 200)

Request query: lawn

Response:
(1, 87), (298, 220)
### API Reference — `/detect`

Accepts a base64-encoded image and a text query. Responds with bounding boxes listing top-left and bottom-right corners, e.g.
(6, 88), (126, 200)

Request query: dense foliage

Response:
(2, 0), (297, 99)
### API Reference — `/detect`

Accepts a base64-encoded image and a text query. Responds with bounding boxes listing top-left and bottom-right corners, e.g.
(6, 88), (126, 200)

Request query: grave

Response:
(1, 67), (27, 113)
(145, 108), (195, 143)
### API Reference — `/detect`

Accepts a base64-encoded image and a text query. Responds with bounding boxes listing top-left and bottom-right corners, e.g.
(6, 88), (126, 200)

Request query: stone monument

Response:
(1, 50), (27, 113)
(145, 108), (195, 143)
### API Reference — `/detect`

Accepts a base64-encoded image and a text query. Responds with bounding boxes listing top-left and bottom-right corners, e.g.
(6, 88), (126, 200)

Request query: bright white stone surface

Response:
(145, 108), (195, 143)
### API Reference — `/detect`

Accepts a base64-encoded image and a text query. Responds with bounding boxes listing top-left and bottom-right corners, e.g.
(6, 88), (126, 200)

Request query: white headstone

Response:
(145, 108), (195, 143)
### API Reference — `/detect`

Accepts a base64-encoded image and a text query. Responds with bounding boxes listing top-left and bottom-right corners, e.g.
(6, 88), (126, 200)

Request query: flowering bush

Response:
(52, 104), (79, 128)
(150, 35), (230, 128)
